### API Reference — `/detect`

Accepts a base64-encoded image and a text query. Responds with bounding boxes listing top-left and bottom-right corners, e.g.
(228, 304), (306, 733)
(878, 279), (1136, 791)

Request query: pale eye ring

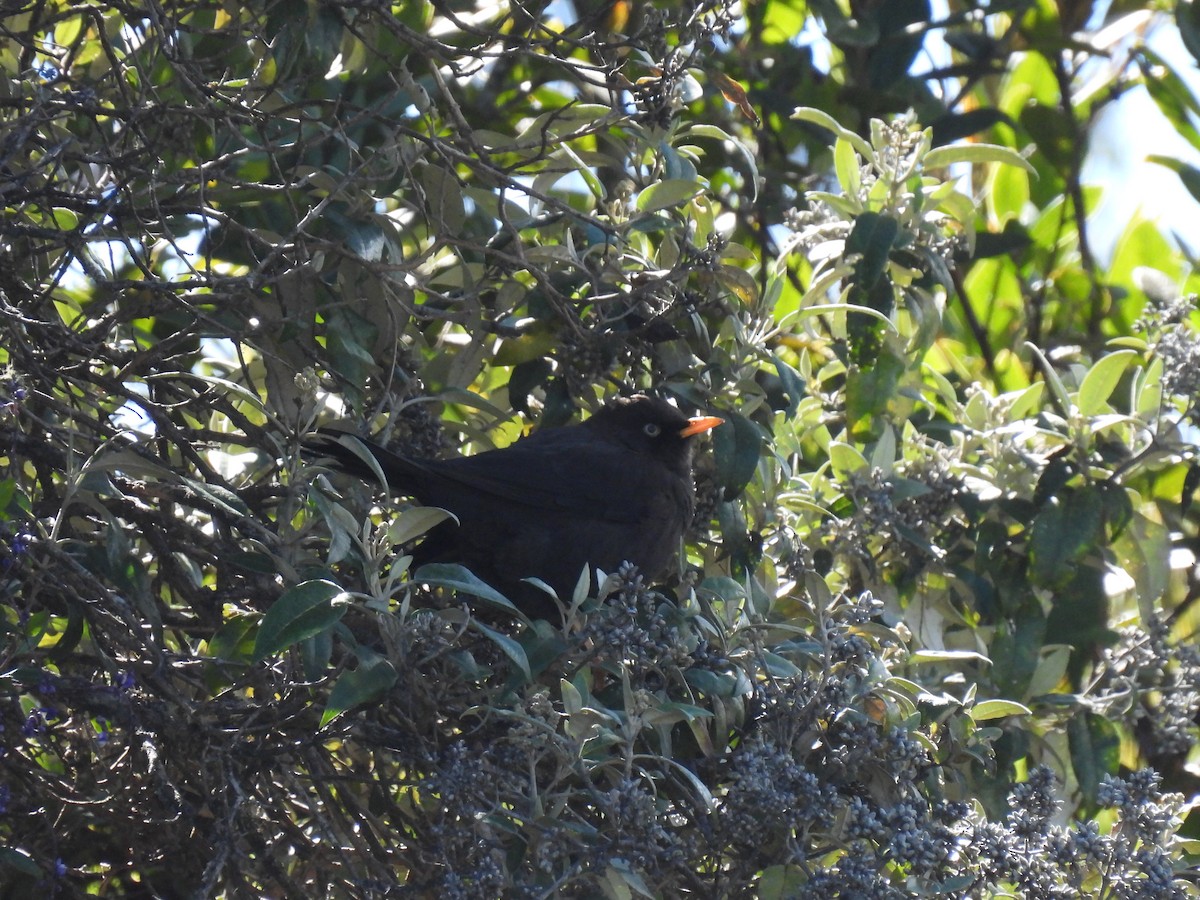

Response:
(643, 422), (661, 437)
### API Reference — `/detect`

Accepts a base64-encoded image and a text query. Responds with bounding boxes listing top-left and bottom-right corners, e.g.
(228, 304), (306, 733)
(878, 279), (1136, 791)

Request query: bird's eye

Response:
(643, 423), (661, 437)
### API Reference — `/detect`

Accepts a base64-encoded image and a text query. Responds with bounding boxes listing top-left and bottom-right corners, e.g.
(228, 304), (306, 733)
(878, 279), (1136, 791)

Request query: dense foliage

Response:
(2, 0), (1199, 895)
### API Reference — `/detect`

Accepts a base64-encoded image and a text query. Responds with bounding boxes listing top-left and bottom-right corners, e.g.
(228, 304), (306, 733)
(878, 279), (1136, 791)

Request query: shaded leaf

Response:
(508, 358), (553, 415)
(1029, 489), (1104, 586)
(772, 353), (806, 417)
(207, 615), (258, 664)
(1183, 463), (1200, 518)
(253, 580), (348, 661)
(470, 618), (532, 681)
(711, 411), (762, 500)
(322, 652), (398, 727)
(930, 108), (1017, 146)
(415, 563), (527, 620)
(715, 265), (759, 304)
(973, 221), (1032, 258)
(846, 211), (899, 288)
(1068, 712), (1120, 805)
(420, 163), (466, 235)
(1180, 0), (1200, 67)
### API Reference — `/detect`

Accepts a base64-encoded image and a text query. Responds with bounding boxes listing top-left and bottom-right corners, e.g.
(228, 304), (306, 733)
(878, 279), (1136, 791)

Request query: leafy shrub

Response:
(1, 1), (1198, 896)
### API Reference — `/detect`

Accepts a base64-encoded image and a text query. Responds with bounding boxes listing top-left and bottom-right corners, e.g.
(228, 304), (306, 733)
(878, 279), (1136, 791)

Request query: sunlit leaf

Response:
(1076, 349), (1138, 416)
(636, 178), (704, 212)
(923, 142), (1036, 175)
(972, 699), (1032, 721)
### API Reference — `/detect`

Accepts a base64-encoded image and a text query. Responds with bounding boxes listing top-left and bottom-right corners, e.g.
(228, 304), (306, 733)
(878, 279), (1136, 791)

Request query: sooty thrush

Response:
(307, 394), (723, 618)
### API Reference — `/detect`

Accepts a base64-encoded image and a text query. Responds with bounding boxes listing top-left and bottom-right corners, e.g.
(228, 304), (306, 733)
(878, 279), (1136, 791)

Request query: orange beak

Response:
(678, 415), (724, 438)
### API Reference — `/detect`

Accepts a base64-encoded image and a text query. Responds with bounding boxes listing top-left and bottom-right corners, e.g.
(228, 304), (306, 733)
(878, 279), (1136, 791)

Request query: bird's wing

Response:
(430, 436), (660, 524)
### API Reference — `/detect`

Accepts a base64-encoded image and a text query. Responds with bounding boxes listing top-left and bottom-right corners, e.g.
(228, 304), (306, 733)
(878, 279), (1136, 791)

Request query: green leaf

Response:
(1076, 349), (1138, 415)
(923, 142), (1036, 174)
(1027, 645), (1071, 698)
(1179, 0), (1200, 66)
(561, 677), (584, 716)
(51, 207), (79, 230)
(1025, 341), (1073, 419)
(761, 652), (801, 677)
(1147, 155), (1200, 204)
(684, 667), (744, 698)
(683, 124), (759, 200)
(846, 211), (899, 288)
(1119, 511), (1171, 621)
(208, 615), (257, 663)
(321, 651), (398, 726)
(715, 265), (759, 305)
(1045, 567), (1112, 660)
(845, 346), (904, 439)
(518, 620), (569, 680)
(414, 563), (528, 620)
(253, 580), (349, 661)
(331, 210), (386, 262)
(659, 142), (693, 181)
(1021, 103), (1075, 169)
(0, 847), (42, 877)
(1138, 48), (1200, 154)
(420, 163), (466, 235)
(1008, 381), (1046, 420)
(1183, 463), (1200, 519)
(829, 441), (869, 479)
(772, 353), (805, 416)
(386, 506), (456, 546)
(324, 307), (381, 395)
(180, 477), (252, 518)
(643, 701), (713, 727)
(317, 432), (390, 489)
(603, 860), (655, 899)
(869, 425), (896, 474)
(834, 137), (861, 196)
(0, 477), (15, 515)
(1068, 712), (1120, 804)
(910, 649), (991, 664)
(636, 178), (704, 212)
(1029, 489), (1104, 586)
(971, 699), (1032, 721)
(556, 142), (606, 202)
(699, 575), (748, 605)
(791, 107), (874, 158)
(470, 618), (531, 681)
(930, 108), (1017, 146)
(300, 628), (334, 681)
(711, 411), (762, 500)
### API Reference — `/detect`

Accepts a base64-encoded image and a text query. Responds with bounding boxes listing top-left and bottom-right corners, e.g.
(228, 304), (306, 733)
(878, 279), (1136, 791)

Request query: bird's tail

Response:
(302, 429), (428, 494)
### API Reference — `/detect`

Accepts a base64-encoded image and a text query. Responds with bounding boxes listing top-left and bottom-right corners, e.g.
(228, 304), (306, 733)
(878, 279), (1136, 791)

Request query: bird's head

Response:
(586, 394), (723, 472)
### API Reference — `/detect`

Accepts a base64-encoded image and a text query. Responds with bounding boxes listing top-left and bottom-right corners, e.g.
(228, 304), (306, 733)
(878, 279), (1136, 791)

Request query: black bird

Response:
(306, 394), (723, 618)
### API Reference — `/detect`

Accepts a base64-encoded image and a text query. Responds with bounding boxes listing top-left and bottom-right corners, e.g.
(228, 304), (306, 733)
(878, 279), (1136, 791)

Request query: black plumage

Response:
(306, 394), (723, 618)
